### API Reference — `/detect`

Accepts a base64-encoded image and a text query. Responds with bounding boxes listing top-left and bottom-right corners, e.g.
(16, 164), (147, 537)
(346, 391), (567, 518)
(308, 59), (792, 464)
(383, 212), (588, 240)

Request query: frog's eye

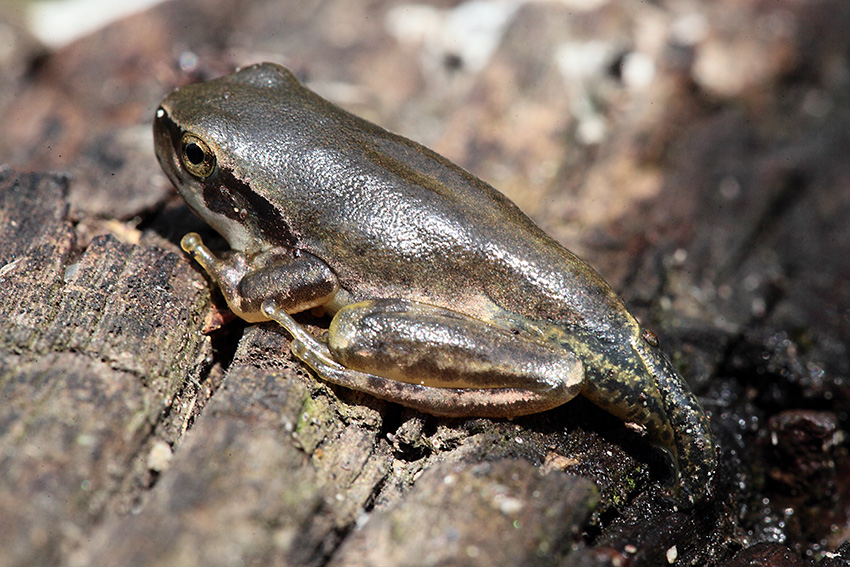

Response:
(180, 133), (216, 178)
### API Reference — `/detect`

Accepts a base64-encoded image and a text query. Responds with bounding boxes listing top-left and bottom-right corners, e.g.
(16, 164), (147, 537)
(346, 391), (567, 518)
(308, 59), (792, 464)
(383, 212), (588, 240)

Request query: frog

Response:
(153, 62), (717, 506)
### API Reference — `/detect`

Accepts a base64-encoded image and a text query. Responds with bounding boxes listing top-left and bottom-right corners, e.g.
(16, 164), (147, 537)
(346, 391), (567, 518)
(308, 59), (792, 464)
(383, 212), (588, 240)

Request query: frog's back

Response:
(293, 104), (625, 332)
(217, 64), (628, 330)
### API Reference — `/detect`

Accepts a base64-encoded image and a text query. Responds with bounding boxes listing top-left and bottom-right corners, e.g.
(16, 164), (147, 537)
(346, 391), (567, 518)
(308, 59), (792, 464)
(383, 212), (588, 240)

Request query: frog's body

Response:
(154, 63), (716, 505)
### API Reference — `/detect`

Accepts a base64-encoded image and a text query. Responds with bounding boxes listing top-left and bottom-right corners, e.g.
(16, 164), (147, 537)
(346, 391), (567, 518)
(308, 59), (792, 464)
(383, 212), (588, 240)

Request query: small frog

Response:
(154, 63), (716, 505)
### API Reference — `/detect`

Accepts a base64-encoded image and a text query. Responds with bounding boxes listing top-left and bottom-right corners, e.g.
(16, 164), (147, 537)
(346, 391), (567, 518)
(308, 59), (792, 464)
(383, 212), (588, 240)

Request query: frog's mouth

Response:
(153, 106), (215, 231)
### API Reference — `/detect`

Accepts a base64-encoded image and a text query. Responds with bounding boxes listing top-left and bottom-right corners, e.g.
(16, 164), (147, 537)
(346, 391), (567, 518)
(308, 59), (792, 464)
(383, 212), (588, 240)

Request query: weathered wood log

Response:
(2, 0), (850, 565)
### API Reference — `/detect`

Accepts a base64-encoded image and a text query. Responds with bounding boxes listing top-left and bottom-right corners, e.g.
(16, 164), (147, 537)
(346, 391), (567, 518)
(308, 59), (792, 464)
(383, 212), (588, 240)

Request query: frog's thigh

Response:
(317, 299), (584, 417)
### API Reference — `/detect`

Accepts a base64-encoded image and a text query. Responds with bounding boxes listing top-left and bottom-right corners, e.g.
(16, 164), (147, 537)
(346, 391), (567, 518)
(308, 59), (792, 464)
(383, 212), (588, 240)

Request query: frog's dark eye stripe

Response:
(180, 133), (216, 178)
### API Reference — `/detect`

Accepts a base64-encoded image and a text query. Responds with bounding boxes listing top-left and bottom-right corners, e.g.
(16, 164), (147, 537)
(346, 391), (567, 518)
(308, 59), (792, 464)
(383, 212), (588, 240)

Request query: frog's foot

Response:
(181, 232), (254, 316)
(181, 232), (241, 288)
(646, 347), (718, 507)
(261, 298), (585, 418)
(579, 336), (717, 507)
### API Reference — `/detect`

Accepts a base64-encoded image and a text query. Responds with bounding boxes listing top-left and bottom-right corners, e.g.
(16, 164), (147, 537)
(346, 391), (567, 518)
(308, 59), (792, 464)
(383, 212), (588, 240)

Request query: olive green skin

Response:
(153, 63), (716, 505)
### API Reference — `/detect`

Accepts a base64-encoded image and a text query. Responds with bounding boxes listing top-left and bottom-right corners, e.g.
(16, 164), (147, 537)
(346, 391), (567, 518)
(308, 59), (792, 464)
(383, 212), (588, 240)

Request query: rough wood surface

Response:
(2, 0), (850, 566)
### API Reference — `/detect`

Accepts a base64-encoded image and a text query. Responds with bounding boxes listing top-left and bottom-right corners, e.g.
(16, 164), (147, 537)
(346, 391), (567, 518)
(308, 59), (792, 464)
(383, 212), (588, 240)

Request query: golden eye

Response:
(180, 133), (216, 178)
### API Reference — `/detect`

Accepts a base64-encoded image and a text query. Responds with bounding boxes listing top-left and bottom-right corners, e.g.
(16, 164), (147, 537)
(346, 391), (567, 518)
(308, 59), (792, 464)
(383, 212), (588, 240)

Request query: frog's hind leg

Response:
(261, 298), (584, 418)
(639, 344), (718, 506)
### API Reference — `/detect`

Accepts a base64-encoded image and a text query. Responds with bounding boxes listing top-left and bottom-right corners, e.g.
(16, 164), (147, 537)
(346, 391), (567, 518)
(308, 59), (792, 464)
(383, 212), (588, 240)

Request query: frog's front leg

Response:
(262, 298), (584, 418)
(181, 232), (337, 322)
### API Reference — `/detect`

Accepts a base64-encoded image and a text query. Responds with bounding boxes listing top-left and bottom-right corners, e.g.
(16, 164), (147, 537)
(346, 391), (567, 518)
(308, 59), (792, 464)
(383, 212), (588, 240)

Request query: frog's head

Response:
(153, 63), (313, 255)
